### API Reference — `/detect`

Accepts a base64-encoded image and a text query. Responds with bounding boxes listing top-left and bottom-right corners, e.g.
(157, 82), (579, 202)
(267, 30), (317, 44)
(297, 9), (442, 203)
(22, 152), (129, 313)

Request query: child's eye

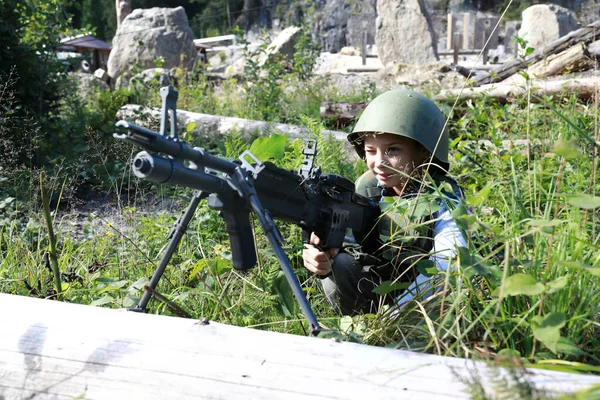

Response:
(365, 148), (376, 154)
(386, 147), (402, 155)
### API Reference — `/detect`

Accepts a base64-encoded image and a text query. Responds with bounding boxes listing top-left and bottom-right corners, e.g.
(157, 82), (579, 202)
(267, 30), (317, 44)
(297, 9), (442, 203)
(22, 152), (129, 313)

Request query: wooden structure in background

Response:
(2, 293), (600, 399)
(56, 35), (112, 72)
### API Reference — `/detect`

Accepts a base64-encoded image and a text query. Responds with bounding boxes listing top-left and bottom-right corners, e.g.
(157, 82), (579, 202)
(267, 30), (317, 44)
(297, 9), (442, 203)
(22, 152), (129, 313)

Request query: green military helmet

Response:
(348, 88), (449, 165)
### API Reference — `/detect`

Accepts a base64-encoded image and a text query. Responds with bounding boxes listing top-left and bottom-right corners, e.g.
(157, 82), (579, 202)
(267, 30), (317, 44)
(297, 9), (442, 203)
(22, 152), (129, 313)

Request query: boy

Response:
(303, 88), (466, 315)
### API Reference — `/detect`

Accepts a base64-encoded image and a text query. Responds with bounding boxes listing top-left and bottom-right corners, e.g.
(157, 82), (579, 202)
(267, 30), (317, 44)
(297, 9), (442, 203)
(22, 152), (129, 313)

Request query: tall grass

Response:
(2, 57), (600, 377)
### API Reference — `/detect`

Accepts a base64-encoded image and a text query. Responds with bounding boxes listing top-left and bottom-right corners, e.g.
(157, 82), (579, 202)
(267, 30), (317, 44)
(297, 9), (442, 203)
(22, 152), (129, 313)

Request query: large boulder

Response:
(518, 4), (579, 51)
(259, 26), (302, 66)
(375, 0), (438, 66)
(107, 7), (197, 82)
(320, 0), (350, 52)
(69, 72), (110, 102)
(314, 0), (375, 53)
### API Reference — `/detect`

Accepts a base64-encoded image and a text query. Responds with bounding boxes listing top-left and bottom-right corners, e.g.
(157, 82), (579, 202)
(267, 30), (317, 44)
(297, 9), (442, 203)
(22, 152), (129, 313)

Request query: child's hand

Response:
(302, 232), (339, 276)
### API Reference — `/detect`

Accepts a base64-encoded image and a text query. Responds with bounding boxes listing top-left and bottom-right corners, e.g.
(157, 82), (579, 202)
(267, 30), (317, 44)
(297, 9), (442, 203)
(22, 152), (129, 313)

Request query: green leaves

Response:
(567, 194), (600, 210)
(496, 274), (569, 297)
(372, 280), (409, 296)
(561, 261), (600, 277)
(501, 273), (545, 297)
(465, 184), (492, 206)
(531, 312), (566, 354)
(272, 271), (296, 318)
(249, 134), (288, 161)
(552, 139), (582, 159)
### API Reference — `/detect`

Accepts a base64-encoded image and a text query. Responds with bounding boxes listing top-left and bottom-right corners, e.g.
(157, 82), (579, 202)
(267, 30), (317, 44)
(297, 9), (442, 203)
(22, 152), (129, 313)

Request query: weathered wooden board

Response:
(1, 295), (599, 399)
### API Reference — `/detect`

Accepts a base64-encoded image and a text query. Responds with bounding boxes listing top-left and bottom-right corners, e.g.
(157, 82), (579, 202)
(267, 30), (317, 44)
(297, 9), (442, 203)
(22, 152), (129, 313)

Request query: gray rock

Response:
(375, 0), (438, 66)
(69, 72), (110, 102)
(107, 7), (197, 82)
(259, 26), (302, 66)
(93, 68), (109, 83)
(320, 0), (350, 52)
(518, 4), (580, 51)
(132, 68), (174, 86)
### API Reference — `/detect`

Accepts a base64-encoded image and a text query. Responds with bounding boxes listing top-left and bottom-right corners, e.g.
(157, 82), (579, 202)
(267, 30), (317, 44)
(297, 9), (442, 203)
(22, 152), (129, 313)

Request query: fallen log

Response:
(473, 20), (600, 86)
(320, 101), (367, 127)
(116, 105), (359, 158)
(528, 42), (593, 78)
(435, 75), (600, 103)
(503, 43), (593, 85)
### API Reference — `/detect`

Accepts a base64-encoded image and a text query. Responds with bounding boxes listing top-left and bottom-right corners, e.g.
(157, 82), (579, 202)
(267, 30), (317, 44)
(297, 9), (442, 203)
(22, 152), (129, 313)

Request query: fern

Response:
(224, 128), (249, 159)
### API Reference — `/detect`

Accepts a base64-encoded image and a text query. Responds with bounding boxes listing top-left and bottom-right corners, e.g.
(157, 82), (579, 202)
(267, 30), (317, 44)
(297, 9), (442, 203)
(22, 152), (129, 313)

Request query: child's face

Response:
(363, 133), (429, 195)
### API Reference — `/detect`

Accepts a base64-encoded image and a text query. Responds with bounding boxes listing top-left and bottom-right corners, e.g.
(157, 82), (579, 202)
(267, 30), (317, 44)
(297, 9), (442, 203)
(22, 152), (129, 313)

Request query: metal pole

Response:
(362, 28), (367, 66)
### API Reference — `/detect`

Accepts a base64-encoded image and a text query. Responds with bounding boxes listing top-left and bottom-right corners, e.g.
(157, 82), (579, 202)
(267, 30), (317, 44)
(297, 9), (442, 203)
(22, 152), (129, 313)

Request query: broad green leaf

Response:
(531, 312), (566, 354)
(372, 280), (409, 296)
(186, 260), (208, 282)
(390, 194), (442, 220)
(340, 316), (354, 333)
(496, 348), (521, 359)
(459, 247), (502, 279)
(90, 294), (115, 306)
(272, 271), (296, 318)
(185, 121), (197, 133)
(567, 194), (600, 209)
(129, 277), (150, 293)
(545, 275), (569, 294)
(122, 294), (139, 308)
(502, 273), (544, 297)
(466, 185), (492, 206)
(561, 261), (600, 277)
(207, 258), (232, 275)
(0, 197), (15, 209)
(555, 337), (584, 356)
(527, 219), (565, 227)
(94, 277), (125, 284)
(98, 279), (128, 293)
(451, 204), (472, 231)
(249, 134), (288, 161)
(417, 259), (437, 277)
(552, 139), (582, 159)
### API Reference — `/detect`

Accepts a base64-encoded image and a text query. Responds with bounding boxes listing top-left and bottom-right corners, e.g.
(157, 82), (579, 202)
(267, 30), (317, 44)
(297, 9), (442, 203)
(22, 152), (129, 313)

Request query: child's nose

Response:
(374, 152), (389, 168)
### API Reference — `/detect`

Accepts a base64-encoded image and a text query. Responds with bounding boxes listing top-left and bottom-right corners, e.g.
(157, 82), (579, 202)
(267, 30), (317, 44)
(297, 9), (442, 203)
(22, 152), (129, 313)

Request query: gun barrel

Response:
(115, 121), (237, 175)
(133, 151), (231, 194)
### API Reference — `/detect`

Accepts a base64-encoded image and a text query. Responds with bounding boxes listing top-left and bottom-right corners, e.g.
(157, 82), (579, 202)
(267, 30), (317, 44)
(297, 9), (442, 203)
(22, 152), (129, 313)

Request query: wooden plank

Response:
(1, 294), (599, 399)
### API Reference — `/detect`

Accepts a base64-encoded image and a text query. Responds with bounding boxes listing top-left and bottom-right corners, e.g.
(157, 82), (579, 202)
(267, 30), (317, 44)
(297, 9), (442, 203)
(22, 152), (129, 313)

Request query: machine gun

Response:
(114, 86), (380, 335)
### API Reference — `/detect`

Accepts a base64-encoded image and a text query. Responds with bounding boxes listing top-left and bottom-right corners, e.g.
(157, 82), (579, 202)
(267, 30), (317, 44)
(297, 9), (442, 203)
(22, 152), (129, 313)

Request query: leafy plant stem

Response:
(40, 171), (62, 299)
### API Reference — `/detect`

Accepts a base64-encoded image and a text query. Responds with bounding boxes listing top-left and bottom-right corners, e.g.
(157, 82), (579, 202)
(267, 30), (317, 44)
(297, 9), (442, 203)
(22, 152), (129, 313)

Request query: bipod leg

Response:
(231, 168), (322, 335)
(130, 190), (207, 313)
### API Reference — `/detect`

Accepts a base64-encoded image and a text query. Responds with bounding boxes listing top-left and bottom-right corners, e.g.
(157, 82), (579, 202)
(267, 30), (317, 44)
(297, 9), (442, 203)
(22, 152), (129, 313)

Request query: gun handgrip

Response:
(222, 210), (257, 271)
